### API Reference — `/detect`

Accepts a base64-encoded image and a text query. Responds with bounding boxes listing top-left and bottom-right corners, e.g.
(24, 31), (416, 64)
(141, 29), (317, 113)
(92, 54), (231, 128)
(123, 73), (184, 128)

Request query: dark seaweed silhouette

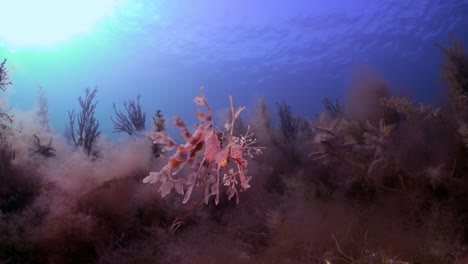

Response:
(276, 100), (299, 142)
(322, 97), (344, 119)
(36, 86), (50, 132)
(152, 109), (165, 133)
(0, 59), (12, 124)
(436, 35), (468, 178)
(0, 58), (13, 179)
(30, 135), (55, 158)
(436, 35), (468, 112)
(0, 59), (12, 92)
(111, 95), (146, 135)
(277, 100), (310, 142)
(68, 87), (101, 157)
(151, 109), (166, 158)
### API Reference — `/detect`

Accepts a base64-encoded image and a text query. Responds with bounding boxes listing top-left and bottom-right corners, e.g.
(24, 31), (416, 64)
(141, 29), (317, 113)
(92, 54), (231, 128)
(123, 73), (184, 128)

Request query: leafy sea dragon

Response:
(143, 87), (262, 204)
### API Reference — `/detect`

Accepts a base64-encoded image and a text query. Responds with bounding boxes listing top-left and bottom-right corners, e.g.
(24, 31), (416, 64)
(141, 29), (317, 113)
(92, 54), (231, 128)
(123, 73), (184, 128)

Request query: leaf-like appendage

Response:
(237, 163), (251, 190)
(194, 95), (207, 107)
(183, 183), (195, 204)
(227, 185), (236, 200)
(174, 116), (186, 129)
(174, 182), (184, 195)
(147, 132), (178, 150)
(234, 106), (245, 120)
(195, 111), (211, 123)
(143, 171), (162, 184)
(211, 182), (219, 195)
(160, 181), (174, 197)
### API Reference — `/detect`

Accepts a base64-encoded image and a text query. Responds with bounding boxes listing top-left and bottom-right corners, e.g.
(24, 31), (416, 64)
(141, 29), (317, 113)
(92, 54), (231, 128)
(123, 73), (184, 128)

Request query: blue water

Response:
(2, 0), (468, 137)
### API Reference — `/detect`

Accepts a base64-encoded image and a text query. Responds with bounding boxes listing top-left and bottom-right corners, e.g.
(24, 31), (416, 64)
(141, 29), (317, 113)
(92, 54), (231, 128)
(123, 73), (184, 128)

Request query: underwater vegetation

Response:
(68, 87), (101, 158)
(111, 95), (146, 136)
(0, 35), (468, 263)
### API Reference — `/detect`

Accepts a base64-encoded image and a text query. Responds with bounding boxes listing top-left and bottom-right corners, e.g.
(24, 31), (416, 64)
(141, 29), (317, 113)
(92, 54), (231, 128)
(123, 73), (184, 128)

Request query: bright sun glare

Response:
(0, 0), (118, 47)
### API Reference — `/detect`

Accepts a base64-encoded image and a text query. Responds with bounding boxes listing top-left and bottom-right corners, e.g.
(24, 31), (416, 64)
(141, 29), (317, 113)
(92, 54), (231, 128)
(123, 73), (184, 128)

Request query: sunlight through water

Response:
(0, 0), (121, 47)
